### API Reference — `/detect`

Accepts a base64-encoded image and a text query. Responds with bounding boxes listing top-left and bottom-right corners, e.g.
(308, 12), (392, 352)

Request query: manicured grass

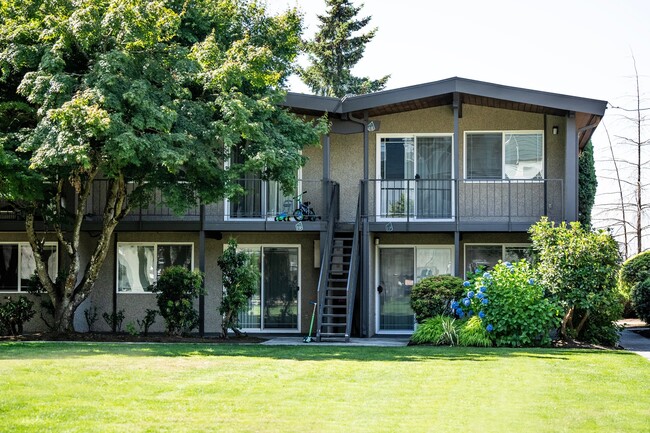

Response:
(0, 343), (648, 433)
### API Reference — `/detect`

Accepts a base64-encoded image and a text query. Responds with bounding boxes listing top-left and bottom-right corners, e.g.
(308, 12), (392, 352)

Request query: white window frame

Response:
(463, 243), (532, 277)
(116, 242), (194, 294)
(232, 244), (302, 333)
(0, 242), (58, 293)
(374, 244), (455, 335)
(464, 130), (544, 180)
(375, 133), (455, 222)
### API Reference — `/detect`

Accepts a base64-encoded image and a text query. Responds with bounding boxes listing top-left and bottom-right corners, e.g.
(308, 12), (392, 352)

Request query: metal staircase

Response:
(316, 191), (361, 342)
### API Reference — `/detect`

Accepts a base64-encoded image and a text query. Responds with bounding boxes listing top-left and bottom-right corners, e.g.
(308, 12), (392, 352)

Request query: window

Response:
(117, 243), (193, 293)
(465, 244), (531, 276)
(465, 131), (543, 180)
(0, 243), (57, 292)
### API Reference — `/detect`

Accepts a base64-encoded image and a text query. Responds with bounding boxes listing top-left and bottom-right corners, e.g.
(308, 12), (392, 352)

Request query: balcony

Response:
(366, 178), (564, 232)
(83, 179), (332, 232)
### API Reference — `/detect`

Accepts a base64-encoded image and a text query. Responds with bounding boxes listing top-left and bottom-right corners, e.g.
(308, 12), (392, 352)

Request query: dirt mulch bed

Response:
(0, 332), (267, 344)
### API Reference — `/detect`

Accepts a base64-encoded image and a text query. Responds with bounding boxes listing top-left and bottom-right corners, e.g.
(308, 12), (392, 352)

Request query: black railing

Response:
(366, 178), (564, 224)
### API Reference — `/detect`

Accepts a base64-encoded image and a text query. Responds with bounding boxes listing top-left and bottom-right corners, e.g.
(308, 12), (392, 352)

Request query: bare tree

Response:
(593, 55), (650, 259)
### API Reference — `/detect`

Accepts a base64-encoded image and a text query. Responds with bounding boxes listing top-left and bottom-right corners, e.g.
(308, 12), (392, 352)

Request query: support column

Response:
(564, 113), (578, 222)
(453, 93), (461, 277)
(320, 134), (331, 261)
(198, 204), (206, 336)
(361, 112), (369, 337)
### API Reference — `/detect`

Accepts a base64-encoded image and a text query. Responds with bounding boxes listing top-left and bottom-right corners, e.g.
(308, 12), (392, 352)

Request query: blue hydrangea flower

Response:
(479, 286), (487, 293)
(504, 261), (512, 267)
(477, 292), (484, 299)
(467, 291), (475, 299)
(483, 272), (491, 279)
(451, 301), (459, 309)
(468, 310), (474, 317)
(478, 311), (486, 319)
(463, 280), (471, 287)
(475, 268), (481, 274)
(463, 298), (471, 307)
(528, 278), (535, 285)
(457, 309), (465, 318)
(486, 324), (494, 332)
(482, 298), (489, 305)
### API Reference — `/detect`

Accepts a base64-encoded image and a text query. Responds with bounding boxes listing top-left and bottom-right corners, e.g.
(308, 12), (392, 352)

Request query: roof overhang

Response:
(282, 77), (607, 149)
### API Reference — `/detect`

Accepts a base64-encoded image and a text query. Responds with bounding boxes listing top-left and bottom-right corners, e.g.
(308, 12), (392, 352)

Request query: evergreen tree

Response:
(578, 140), (597, 228)
(300, 0), (389, 97)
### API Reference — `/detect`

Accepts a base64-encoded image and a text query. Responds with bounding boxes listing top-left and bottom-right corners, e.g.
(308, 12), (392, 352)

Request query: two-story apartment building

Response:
(0, 77), (606, 340)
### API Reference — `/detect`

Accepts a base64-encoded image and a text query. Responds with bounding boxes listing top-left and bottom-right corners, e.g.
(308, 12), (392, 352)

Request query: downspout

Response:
(321, 134), (331, 262)
(348, 112), (369, 337)
(112, 233), (118, 333)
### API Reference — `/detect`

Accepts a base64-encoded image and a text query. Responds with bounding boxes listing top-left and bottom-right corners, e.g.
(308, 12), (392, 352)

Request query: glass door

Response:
(379, 135), (452, 220)
(377, 246), (453, 333)
(238, 246), (300, 331)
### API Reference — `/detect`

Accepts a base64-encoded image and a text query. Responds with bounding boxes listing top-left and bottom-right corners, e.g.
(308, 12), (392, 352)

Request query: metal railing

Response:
(365, 178), (564, 224)
(315, 182), (339, 341)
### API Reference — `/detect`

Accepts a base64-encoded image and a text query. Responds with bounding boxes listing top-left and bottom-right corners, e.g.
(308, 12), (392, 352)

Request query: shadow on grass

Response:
(0, 341), (631, 363)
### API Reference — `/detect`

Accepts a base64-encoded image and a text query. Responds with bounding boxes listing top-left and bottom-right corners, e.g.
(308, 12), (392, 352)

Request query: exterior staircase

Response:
(317, 232), (354, 340)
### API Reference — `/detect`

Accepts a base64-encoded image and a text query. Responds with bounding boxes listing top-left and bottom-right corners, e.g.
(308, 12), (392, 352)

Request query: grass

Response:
(0, 343), (649, 433)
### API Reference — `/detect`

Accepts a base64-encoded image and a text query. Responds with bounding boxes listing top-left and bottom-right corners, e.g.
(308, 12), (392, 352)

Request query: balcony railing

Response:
(366, 178), (564, 225)
(84, 179), (330, 224)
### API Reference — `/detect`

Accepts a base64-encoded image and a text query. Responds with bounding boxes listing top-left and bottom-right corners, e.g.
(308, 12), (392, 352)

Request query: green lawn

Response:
(0, 343), (649, 433)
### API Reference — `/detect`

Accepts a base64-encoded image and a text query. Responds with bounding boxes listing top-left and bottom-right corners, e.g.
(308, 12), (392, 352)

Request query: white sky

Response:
(266, 0), (650, 246)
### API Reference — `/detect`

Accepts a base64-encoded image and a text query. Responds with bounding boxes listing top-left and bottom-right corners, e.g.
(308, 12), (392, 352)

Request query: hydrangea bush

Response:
(455, 261), (560, 347)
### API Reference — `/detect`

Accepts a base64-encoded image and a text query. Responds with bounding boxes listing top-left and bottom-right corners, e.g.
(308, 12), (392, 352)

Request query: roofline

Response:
(284, 77), (608, 116)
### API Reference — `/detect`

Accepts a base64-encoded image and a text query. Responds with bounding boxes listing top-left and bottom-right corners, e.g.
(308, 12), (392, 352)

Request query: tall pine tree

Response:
(300, 0), (389, 97)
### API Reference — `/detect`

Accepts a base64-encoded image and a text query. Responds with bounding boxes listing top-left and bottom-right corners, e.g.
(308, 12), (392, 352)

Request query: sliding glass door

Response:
(378, 135), (452, 220)
(376, 246), (453, 333)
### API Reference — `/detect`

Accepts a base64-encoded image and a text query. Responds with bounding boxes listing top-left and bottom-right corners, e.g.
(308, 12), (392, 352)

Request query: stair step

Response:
(323, 305), (347, 310)
(328, 278), (349, 283)
(319, 332), (347, 337)
(325, 295), (347, 300)
(321, 323), (347, 328)
(322, 313), (347, 318)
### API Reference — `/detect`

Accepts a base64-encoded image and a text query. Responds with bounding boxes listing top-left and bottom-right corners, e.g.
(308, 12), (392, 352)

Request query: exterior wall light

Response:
(552, 126), (559, 135)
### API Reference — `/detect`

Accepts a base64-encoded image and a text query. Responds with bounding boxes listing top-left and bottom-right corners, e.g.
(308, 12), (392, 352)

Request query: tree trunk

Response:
(561, 307), (574, 340)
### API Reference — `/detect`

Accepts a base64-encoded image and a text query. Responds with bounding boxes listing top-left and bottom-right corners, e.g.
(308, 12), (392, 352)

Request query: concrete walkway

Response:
(619, 328), (650, 361)
(261, 337), (410, 347)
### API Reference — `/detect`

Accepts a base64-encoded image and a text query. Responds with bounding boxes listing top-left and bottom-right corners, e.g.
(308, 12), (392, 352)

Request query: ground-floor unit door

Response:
(376, 246), (453, 333)
(238, 245), (300, 332)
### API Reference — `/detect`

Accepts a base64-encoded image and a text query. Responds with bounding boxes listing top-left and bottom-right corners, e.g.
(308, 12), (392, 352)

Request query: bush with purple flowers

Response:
(454, 260), (560, 347)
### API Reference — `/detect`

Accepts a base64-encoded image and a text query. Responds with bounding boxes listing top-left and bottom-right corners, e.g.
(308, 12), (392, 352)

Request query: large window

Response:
(117, 243), (193, 293)
(465, 131), (543, 180)
(464, 244), (531, 276)
(0, 243), (57, 292)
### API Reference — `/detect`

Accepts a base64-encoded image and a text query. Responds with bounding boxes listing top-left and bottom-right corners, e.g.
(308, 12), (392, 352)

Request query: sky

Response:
(266, 0), (650, 248)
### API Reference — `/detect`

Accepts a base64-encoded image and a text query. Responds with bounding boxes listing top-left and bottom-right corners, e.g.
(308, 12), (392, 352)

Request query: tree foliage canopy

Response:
(578, 140), (597, 228)
(299, 0), (389, 97)
(0, 0), (325, 331)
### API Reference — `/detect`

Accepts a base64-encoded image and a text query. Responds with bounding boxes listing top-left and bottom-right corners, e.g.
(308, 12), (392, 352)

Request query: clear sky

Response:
(266, 0), (650, 243)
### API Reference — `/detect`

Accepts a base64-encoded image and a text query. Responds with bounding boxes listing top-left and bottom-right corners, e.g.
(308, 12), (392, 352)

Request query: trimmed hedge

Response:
(410, 275), (464, 323)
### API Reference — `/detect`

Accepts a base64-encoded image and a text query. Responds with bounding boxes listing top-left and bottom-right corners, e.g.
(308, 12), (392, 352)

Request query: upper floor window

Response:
(0, 243), (57, 292)
(117, 243), (193, 293)
(465, 131), (543, 180)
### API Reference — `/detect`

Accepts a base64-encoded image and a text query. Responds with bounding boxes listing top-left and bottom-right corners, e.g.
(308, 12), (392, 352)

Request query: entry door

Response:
(379, 136), (452, 219)
(238, 246), (300, 331)
(377, 246), (453, 332)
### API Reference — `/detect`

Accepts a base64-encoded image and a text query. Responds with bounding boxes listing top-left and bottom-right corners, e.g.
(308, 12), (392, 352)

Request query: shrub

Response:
(0, 296), (36, 336)
(631, 278), (650, 324)
(409, 316), (445, 345)
(619, 251), (650, 317)
(102, 310), (125, 332)
(217, 239), (260, 338)
(458, 316), (493, 347)
(455, 260), (560, 347)
(410, 275), (464, 323)
(153, 266), (204, 336)
(84, 307), (99, 332)
(530, 218), (622, 345)
(137, 309), (158, 336)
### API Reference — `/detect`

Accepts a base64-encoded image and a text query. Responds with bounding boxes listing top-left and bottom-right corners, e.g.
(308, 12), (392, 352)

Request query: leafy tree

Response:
(578, 140), (597, 227)
(529, 218), (622, 345)
(217, 238), (260, 338)
(299, 0), (389, 97)
(0, 0), (325, 332)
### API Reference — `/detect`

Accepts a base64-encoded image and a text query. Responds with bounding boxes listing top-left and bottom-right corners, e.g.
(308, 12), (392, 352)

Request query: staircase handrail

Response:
(344, 183), (363, 341)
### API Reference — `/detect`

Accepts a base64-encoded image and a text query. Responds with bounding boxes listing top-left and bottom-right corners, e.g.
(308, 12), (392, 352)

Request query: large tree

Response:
(0, 0), (325, 332)
(299, 0), (389, 97)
